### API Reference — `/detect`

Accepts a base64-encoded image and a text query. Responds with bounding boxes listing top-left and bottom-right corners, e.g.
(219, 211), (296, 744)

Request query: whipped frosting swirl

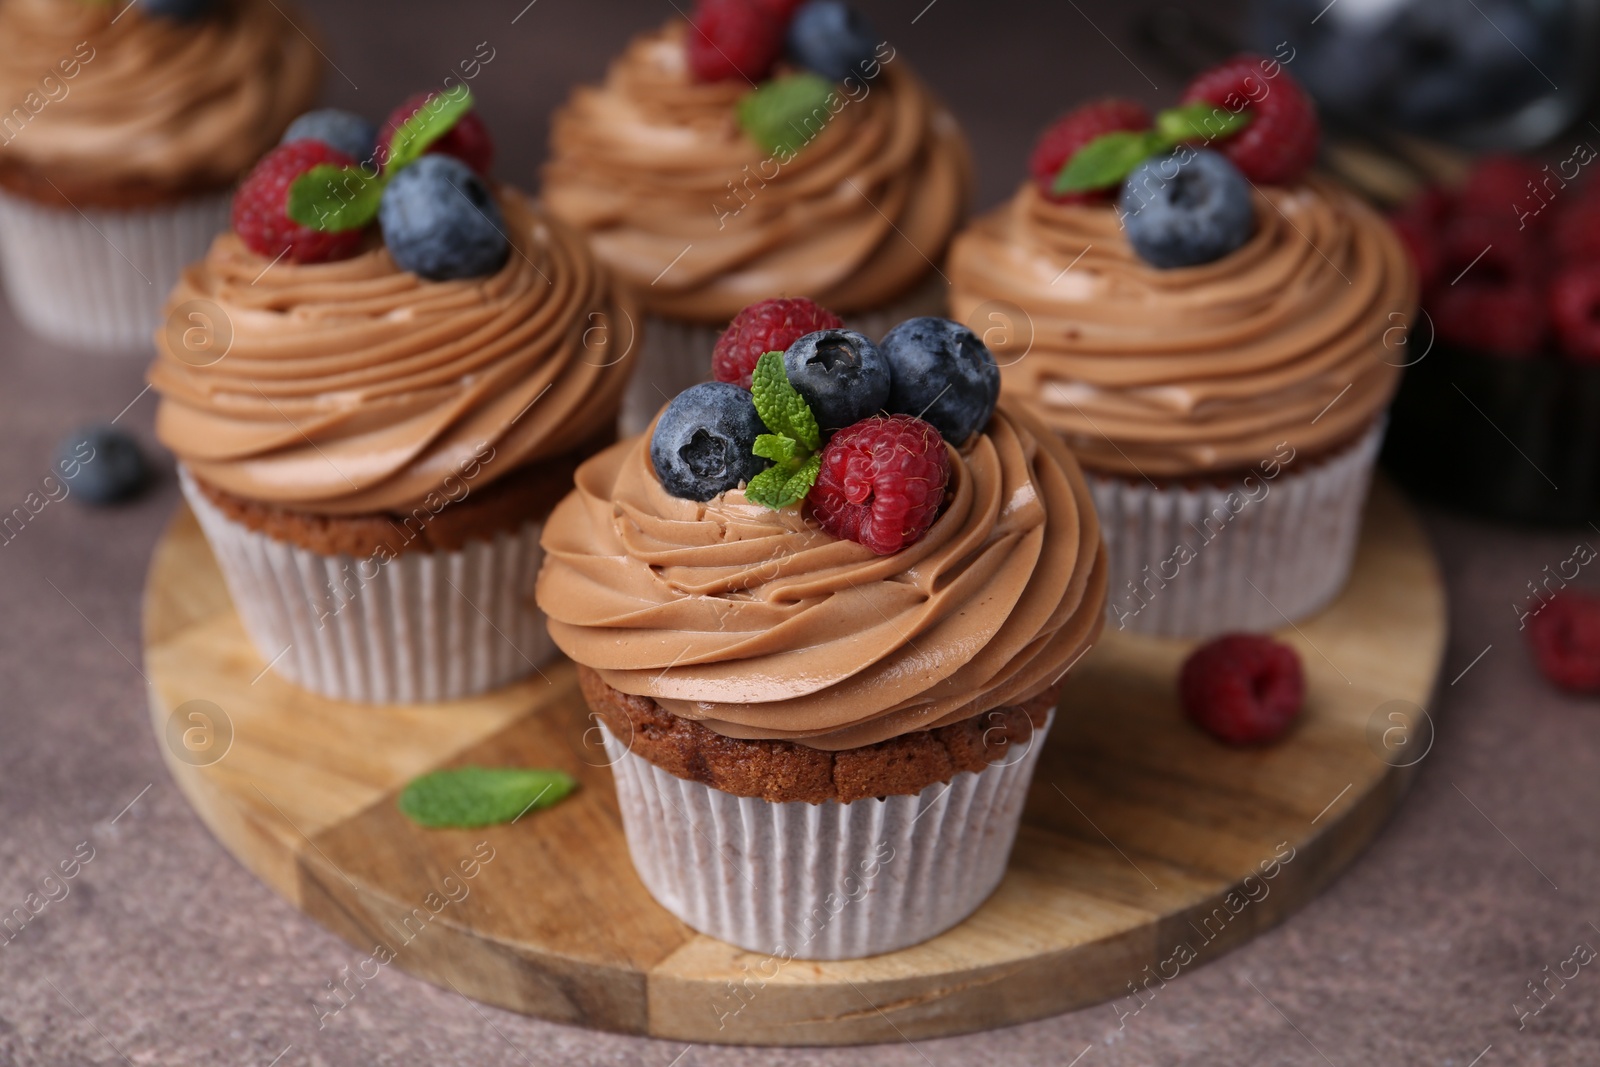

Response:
(948, 178), (1417, 477)
(542, 22), (973, 323)
(0, 0), (321, 194)
(536, 404), (1107, 750)
(150, 191), (636, 515)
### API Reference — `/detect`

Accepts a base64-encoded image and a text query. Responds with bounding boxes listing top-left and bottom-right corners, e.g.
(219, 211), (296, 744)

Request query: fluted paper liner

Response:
(0, 189), (232, 352)
(1092, 420), (1385, 639)
(181, 469), (554, 704)
(600, 712), (1052, 960)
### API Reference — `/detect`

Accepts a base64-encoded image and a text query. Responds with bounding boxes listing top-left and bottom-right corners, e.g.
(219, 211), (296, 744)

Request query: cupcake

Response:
(0, 0), (320, 351)
(148, 91), (636, 704)
(536, 304), (1106, 958)
(948, 57), (1417, 638)
(543, 0), (972, 434)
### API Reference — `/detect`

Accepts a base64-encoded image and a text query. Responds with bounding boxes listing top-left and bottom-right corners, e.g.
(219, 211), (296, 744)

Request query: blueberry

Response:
(787, 0), (879, 83)
(879, 317), (999, 445)
(650, 382), (769, 501)
(1118, 150), (1255, 270)
(378, 156), (509, 281)
(782, 329), (890, 434)
(282, 109), (379, 164)
(55, 426), (148, 506)
(141, 0), (214, 19)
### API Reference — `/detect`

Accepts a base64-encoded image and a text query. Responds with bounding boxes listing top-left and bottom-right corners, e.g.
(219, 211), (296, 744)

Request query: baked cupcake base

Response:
(0, 188), (232, 352)
(1092, 419), (1385, 639)
(618, 273), (948, 435)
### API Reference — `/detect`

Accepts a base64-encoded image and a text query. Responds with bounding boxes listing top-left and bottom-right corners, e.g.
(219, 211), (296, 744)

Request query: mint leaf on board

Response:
(386, 87), (475, 172)
(286, 163), (386, 233)
(1054, 129), (1167, 195)
(737, 74), (835, 157)
(750, 351), (821, 451)
(398, 767), (576, 829)
(1155, 103), (1252, 145)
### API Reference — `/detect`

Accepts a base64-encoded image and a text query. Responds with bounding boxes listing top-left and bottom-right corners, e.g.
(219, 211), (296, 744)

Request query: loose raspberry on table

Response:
(231, 141), (365, 264)
(1526, 592), (1600, 693)
(686, 0), (785, 84)
(378, 92), (495, 176)
(1029, 98), (1152, 204)
(1179, 633), (1305, 746)
(1550, 266), (1600, 363)
(1182, 55), (1320, 185)
(713, 297), (844, 389)
(809, 414), (950, 555)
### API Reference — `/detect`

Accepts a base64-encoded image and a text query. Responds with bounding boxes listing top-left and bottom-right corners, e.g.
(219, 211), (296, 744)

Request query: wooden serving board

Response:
(143, 480), (1446, 1046)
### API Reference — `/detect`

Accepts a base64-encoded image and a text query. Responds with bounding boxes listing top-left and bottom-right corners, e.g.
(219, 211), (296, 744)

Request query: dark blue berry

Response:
(650, 382), (769, 502)
(782, 329), (890, 435)
(378, 156), (509, 281)
(787, 1), (878, 83)
(282, 109), (379, 165)
(142, 0), (214, 19)
(55, 426), (148, 506)
(1118, 149), (1255, 270)
(879, 317), (999, 445)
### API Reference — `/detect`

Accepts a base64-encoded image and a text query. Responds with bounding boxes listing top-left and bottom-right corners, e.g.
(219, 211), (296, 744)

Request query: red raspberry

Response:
(686, 0), (784, 84)
(1429, 216), (1545, 356)
(230, 141), (365, 264)
(378, 92), (495, 176)
(810, 415), (950, 555)
(1555, 193), (1600, 264)
(755, 0), (807, 18)
(1457, 155), (1544, 222)
(1182, 56), (1320, 184)
(1179, 634), (1305, 746)
(712, 297), (844, 389)
(1550, 266), (1600, 363)
(1029, 98), (1152, 205)
(1526, 592), (1600, 693)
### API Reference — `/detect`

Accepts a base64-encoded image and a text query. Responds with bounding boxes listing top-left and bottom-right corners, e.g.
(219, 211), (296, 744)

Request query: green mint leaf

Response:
(781, 452), (822, 505)
(750, 351), (821, 451)
(1154, 103), (1252, 145)
(743, 465), (791, 509)
(1053, 129), (1168, 195)
(398, 766), (576, 829)
(737, 74), (835, 158)
(286, 164), (386, 233)
(386, 87), (476, 172)
(753, 433), (799, 466)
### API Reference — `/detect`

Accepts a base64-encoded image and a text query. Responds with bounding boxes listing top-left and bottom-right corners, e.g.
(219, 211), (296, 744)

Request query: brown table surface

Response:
(2, 0), (1596, 1063)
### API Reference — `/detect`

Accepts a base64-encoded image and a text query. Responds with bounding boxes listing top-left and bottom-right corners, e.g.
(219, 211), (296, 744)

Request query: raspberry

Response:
(1457, 155), (1544, 222)
(1182, 56), (1320, 184)
(809, 415), (950, 555)
(712, 297), (843, 389)
(1526, 592), (1600, 693)
(1029, 98), (1151, 205)
(755, 0), (807, 18)
(230, 141), (365, 264)
(1550, 266), (1600, 363)
(1430, 216), (1545, 355)
(686, 0), (784, 84)
(378, 92), (495, 176)
(1555, 193), (1600, 264)
(1179, 634), (1305, 746)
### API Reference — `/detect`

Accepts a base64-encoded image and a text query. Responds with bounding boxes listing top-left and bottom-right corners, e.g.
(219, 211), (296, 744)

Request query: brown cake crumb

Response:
(579, 665), (1060, 804)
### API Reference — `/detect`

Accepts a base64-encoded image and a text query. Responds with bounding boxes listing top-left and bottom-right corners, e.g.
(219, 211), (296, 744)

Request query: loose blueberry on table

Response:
(54, 426), (148, 506)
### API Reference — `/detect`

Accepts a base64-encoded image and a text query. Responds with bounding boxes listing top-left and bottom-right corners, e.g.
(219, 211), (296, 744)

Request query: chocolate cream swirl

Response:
(536, 404), (1107, 751)
(149, 191), (636, 515)
(948, 178), (1417, 478)
(542, 21), (973, 323)
(0, 0), (321, 197)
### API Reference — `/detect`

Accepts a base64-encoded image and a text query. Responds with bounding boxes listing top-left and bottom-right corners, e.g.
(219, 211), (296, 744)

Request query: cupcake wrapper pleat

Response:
(181, 469), (554, 704)
(1091, 419), (1385, 639)
(0, 189), (232, 353)
(601, 712), (1051, 960)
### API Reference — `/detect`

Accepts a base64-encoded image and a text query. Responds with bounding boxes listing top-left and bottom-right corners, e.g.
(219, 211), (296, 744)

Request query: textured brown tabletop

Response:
(1, 0), (1596, 1063)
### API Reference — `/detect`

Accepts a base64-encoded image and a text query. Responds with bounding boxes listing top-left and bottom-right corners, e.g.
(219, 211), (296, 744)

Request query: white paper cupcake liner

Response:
(619, 274), (949, 435)
(0, 187), (232, 352)
(180, 470), (555, 704)
(1092, 420), (1385, 639)
(601, 711), (1052, 960)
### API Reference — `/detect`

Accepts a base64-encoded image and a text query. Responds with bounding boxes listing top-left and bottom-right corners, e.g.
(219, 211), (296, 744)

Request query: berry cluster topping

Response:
(1035, 56), (1319, 270)
(231, 90), (507, 280)
(648, 300), (1000, 555)
(1394, 154), (1600, 361)
(1179, 634), (1306, 746)
(1526, 592), (1600, 693)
